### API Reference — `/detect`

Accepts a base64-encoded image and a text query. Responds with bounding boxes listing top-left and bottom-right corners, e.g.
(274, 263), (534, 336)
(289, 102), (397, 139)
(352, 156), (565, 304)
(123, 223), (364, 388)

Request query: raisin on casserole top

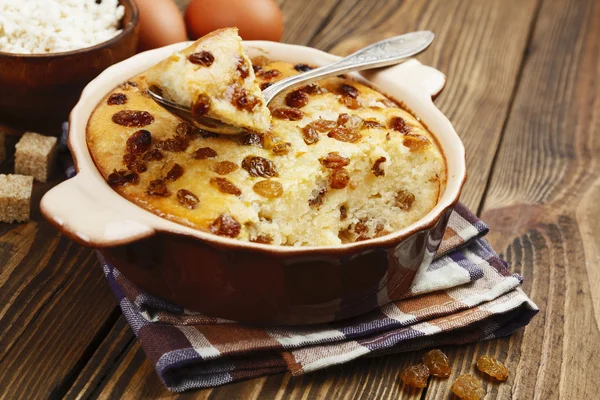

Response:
(87, 58), (447, 246)
(145, 27), (271, 134)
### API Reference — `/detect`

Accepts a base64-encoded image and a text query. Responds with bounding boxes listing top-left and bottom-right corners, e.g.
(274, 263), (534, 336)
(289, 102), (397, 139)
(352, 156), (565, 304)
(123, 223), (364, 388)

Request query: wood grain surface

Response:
(0, 0), (598, 398)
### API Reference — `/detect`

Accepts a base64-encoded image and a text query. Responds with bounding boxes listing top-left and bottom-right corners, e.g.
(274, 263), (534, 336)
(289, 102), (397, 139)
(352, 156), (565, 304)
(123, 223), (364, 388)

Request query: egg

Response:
(185, 0), (283, 42)
(135, 0), (188, 51)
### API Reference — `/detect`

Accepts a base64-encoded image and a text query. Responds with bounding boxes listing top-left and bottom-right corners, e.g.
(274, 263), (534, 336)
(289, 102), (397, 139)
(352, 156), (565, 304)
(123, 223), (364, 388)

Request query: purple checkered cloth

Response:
(57, 125), (537, 391)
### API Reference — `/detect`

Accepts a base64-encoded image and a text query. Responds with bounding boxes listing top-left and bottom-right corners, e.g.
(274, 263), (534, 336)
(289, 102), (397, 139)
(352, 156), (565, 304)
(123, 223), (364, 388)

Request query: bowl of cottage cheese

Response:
(0, 0), (140, 132)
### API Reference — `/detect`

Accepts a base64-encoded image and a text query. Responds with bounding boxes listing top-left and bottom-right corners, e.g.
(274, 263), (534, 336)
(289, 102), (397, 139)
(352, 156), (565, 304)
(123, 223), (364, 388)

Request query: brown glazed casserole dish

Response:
(41, 41), (466, 325)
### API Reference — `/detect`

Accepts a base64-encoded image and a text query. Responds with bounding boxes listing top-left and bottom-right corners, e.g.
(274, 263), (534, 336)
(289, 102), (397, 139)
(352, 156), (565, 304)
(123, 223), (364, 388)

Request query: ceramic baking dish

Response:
(41, 41), (466, 325)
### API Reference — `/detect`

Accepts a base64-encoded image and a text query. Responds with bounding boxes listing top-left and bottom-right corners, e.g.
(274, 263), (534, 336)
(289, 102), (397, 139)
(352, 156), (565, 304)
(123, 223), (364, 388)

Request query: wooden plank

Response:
(87, 0), (541, 398)
(424, 0), (600, 398)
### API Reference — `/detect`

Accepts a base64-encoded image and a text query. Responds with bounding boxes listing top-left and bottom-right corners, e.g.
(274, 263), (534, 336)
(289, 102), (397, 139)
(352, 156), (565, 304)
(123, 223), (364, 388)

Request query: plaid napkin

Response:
(98, 204), (538, 392)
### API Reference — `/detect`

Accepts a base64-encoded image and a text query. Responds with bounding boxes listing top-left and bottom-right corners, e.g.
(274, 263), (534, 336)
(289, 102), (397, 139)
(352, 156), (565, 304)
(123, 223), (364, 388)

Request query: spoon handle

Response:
(261, 31), (435, 103)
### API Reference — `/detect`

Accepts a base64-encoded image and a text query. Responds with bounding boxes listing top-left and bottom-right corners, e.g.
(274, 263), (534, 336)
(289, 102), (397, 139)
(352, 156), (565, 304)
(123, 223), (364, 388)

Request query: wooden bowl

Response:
(0, 0), (140, 134)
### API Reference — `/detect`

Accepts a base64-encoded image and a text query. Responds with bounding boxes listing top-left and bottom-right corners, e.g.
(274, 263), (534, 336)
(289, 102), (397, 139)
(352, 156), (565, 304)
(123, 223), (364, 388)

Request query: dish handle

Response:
(40, 173), (155, 247)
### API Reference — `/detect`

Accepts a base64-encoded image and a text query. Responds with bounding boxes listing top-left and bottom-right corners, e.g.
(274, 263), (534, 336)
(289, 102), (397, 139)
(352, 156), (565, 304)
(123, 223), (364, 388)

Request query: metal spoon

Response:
(147, 31), (435, 135)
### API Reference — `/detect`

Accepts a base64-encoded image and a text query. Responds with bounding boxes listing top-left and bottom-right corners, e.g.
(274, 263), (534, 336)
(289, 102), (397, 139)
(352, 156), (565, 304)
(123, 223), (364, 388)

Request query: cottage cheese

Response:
(0, 0), (125, 54)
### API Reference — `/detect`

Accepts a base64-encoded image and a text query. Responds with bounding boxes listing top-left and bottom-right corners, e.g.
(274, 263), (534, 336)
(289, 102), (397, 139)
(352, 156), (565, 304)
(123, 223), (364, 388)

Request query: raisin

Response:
(192, 94), (211, 117)
(271, 107), (304, 121)
(112, 110), (154, 127)
(343, 114), (364, 130)
(312, 119), (338, 132)
(210, 214), (241, 238)
(451, 374), (485, 400)
(371, 156), (386, 177)
(321, 152), (350, 169)
(193, 147), (217, 159)
(338, 83), (359, 98)
(126, 129), (152, 155)
(395, 189), (415, 211)
(354, 220), (368, 235)
(400, 364), (429, 388)
(107, 93), (127, 105)
(309, 187), (326, 208)
(285, 89), (309, 108)
(390, 116), (410, 133)
(337, 113), (350, 126)
(294, 63), (313, 72)
(210, 177), (241, 195)
(242, 156), (278, 177)
(271, 142), (292, 156)
(176, 122), (193, 137)
(232, 87), (261, 112)
(242, 133), (263, 147)
(147, 179), (169, 196)
(158, 136), (188, 152)
(142, 148), (164, 161)
(253, 180), (283, 198)
(123, 153), (147, 173)
(340, 96), (361, 109)
(236, 57), (249, 78)
(256, 69), (281, 80)
(166, 164), (183, 181)
(301, 124), (319, 145)
(119, 80), (138, 90)
(260, 82), (274, 90)
(299, 83), (321, 95)
(188, 51), (214, 66)
(340, 205), (348, 220)
(403, 134), (430, 152)
(328, 126), (362, 143)
(422, 349), (451, 378)
(362, 119), (384, 129)
(107, 169), (138, 187)
(251, 55), (269, 67)
(330, 168), (350, 189)
(250, 234), (273, 244)
(212, 161), (239, 175)
(177, 189), (199, 209)
(476, 355), (509, 381)
(252, 65), (262, 73)
(374, 224), (390, 237)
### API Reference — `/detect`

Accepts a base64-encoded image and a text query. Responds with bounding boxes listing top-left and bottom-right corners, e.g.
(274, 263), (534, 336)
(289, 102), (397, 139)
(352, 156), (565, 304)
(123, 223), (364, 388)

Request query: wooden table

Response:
(1, 0), (599, 398)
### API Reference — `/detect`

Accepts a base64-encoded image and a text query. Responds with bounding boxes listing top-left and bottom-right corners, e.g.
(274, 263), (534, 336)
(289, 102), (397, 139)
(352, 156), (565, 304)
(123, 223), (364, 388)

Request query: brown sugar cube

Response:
(0, 132), (5, 165)
(15, 132), (58, 183)
(0, 174), (33, 223)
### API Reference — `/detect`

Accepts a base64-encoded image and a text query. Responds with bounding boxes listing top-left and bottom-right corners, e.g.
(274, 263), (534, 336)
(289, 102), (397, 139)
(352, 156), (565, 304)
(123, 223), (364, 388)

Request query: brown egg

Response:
(185, 0), (283, 42)
(135, 0), (188, 51)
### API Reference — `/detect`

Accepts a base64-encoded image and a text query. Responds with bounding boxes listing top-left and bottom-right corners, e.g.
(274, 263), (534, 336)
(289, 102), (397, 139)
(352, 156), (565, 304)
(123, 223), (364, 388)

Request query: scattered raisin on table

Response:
(142, 149), (164, 162)
(476, 355), (509, 381)
(250, 234), (273, 244)
(390, 116), (410, 133)
(294, 63), (313, 72)
(395, 189), (415, 211)
(260, 82), (273, 90)
(403, 134), (430, 152)
(166, 164), (184, 181)
(242, 156), (278, 177)
(147, 179), (169, 196)
(328, 126), (362, 143)
(236, 57), (250, 78)
(271, 142), (292, 156)
(107, 169), (138, 187)
(362, 119), (384, 129)
(112, 110), (154, 127)
(330, 168), (350, 189)
(126, 130), (152, 155)
(242, 133), (263, 147)
(451, 374), (485, 400)
(192, 94), (211, 117)
(210, 214), (241, 238)
(400, 364), (430, 388)
(371, 157), (387, 177)
(193, 147), (217, 159)
(422, 349), (451, 378)
(212, 161), (239, 175)
(285, 89), (309, 108)
(321, 152), (350, 169)
(271, 107), (304, 121)
(253, 180), (283, 198)
(177, 189), (199, 209)
(188, 51), (215, 66)
(210, 177), (242, 195)
(256, 69), (281, 80)
(107, 93), (127, 105)
(301, 124), (319, 145)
